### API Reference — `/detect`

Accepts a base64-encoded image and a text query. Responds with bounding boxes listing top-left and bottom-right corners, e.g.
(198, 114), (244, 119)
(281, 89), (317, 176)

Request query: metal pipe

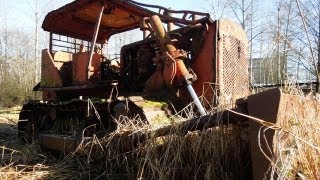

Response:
(168, 22), (174, 32)
(192, 15), (198, 21)
(164, 9), (174, 31)
(187, 84), (207, 116)
(140, 17), (150, 39)
(49, 32), (53, 53)
(87, 5), (105, 79)
(126, 0), (210, 17)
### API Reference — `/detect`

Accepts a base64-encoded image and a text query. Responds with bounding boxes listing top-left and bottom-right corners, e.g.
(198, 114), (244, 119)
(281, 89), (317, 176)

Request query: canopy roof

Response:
(42, 0), (210, 43)
(42, 0), (157, 43)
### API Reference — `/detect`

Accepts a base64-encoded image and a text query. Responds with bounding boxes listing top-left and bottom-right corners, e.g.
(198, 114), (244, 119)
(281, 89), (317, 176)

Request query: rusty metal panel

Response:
(39, 134), (93, 153)
(72, 52), (101, 85)
(42, 0), (156, 43)
(40, 49), (63, 88)
(39, 134), (78, 153)
(189, 24), (216, 105)
(42, 0), (210, 43)
(247, 88), (282, 180)
(217, 19), (249, 102)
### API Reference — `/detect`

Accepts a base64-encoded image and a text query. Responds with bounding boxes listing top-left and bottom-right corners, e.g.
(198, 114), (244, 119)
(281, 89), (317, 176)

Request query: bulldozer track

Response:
(17, 99), (115, 142)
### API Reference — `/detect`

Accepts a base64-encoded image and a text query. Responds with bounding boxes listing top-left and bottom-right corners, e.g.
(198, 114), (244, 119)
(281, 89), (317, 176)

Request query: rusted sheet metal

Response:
(187, 23), (216, 106)
(182, 19), (249, 106)
(40, 49), (63, 88)
(39, 134), (78, 153)
(42, 0), (156, 43)
(73, 52), (101, 85)
(41, 50), (101, 88)
(247, 88), (320, 180)
(39, 134), (92, 153)
(247, 89), (281, 180)
(42, 0), (211, 43)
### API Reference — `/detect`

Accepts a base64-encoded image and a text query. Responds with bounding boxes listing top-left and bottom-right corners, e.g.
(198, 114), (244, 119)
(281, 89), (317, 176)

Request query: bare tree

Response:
(21, 0), (72, 98)
(278, 0), (320, 90)
(0, 0), (73, 107)
(203, 0), (230, 19)
(298, 0), (320, 91)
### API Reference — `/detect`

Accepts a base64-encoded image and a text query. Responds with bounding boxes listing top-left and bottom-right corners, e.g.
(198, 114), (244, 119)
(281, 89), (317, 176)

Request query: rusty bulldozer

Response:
(17, 0), (318, 179)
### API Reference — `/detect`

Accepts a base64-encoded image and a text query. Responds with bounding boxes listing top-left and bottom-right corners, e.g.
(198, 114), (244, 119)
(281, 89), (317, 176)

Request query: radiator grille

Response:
(220, 34), (249, 99)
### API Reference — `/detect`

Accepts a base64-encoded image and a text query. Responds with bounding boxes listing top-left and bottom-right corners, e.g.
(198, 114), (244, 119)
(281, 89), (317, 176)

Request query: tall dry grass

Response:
(0, 87), (319, 179)
(70, 122), (250, 179)
(270, 92), (320, 179)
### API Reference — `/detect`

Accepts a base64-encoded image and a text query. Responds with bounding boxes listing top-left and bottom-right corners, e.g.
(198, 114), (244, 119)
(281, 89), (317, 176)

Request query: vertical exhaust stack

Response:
(148, 15), (207, 116)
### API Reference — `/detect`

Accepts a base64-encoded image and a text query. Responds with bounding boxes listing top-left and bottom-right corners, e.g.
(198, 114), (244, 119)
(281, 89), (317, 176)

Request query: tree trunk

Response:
(317, 38), (320, 92)
(317, 6), (320, 93)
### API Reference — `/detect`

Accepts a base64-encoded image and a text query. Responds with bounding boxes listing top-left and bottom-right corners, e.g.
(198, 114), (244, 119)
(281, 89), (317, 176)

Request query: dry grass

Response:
(0, 106), (20, 125)
(70, 122), (250, 179)
(0, 88), (319, 179)
(270, 92), (320, 179)
(0, 107), (80, 180)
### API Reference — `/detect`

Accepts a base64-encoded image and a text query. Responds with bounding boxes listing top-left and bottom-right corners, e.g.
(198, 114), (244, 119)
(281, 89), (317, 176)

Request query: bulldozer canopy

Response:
(42, 0), (156, 43)
(42, 0), (211, 43)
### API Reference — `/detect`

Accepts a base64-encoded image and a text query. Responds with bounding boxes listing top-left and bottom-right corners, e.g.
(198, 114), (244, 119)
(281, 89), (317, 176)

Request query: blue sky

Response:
(134, 0), (205, 11)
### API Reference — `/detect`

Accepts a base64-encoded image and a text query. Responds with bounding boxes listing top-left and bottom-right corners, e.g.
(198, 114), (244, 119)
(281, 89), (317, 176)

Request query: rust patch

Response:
(73, 52), (101, 85)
